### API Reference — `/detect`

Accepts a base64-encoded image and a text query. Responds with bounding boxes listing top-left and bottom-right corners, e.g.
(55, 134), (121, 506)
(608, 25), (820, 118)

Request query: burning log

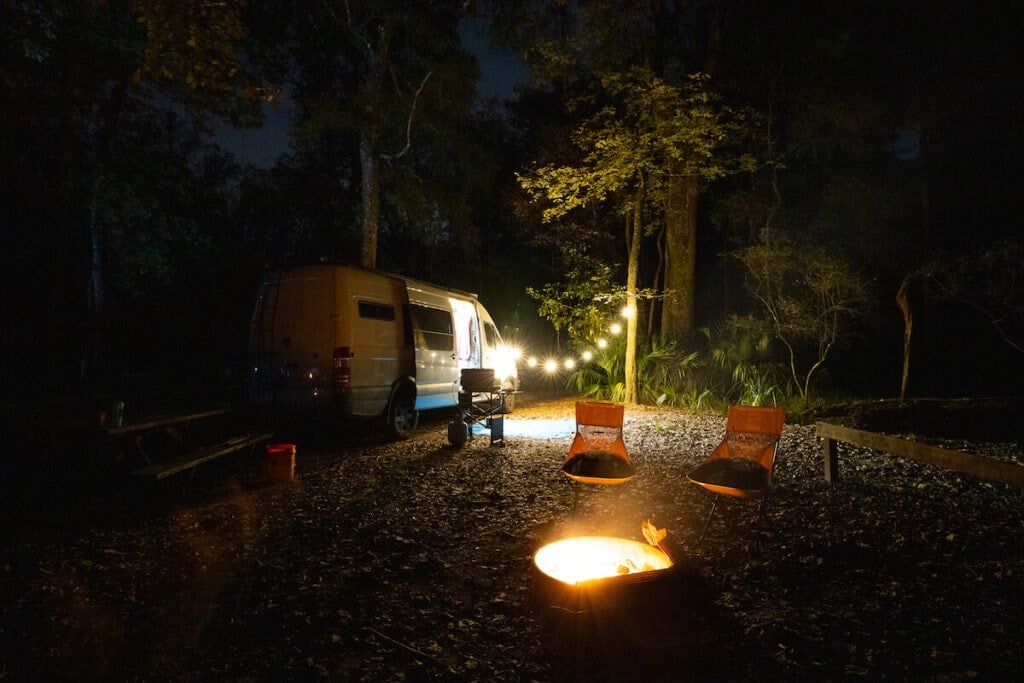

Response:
(532, 521), (682, 617)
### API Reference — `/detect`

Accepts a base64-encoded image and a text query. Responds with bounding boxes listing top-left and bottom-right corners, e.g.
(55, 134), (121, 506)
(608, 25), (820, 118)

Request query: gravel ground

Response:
(1, 395), (1022, 681)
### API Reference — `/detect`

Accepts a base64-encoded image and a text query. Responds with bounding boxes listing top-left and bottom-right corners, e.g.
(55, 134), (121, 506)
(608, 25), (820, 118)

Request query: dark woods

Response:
(1, 0), (1021, 403)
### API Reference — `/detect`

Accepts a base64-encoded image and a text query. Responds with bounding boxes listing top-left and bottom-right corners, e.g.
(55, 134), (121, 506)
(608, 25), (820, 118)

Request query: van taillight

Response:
(333, 347), (351, 389)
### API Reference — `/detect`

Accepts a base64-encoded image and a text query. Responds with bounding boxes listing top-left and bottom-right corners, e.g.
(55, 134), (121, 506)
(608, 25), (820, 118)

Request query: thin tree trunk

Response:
(897, 276), (913, 403)
(624, 184), (644, 405)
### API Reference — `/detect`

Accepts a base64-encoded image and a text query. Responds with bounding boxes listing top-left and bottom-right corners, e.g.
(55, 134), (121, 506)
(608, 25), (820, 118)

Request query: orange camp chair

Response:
(561, 401), (634, 485)
(687, 405), (785, 540)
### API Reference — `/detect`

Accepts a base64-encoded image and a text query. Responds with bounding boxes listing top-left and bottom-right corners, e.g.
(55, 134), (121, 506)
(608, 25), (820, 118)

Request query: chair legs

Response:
(699, 495), (770, 542)
(699, 496), (720, 542)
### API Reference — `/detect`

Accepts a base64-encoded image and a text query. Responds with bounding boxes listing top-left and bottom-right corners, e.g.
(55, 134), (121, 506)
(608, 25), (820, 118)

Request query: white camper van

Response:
(247, 264), (519, 438)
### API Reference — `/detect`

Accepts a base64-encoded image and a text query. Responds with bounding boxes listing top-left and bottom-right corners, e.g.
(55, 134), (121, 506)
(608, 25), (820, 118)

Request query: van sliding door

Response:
(408, 303), (458, 409)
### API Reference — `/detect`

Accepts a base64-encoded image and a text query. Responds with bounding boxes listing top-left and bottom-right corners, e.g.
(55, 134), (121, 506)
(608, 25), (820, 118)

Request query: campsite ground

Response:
(2, 395), (1022, 680)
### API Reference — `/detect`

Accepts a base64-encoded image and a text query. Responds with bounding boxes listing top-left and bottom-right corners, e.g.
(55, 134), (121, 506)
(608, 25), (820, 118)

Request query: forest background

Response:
(2, 0), (1021, 410)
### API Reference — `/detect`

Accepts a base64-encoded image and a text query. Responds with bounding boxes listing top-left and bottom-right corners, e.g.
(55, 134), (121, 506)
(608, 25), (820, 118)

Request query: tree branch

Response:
(383, 69), (434, 161)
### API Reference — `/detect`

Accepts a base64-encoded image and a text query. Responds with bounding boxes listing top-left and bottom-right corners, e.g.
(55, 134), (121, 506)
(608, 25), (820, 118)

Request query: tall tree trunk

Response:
(84, 74), (129, 382)
(624, 184), (644, 405)
(661, 170), (698, 340)
(359, 134), (381, 268)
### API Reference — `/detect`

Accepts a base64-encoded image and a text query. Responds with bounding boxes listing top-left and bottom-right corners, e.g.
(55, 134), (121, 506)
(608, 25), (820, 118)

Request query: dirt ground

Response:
(2, 395), (1022, 681)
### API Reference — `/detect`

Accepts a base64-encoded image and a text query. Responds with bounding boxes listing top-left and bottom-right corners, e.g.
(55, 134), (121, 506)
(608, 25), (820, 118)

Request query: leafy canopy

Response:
(519, 69), (756, 224)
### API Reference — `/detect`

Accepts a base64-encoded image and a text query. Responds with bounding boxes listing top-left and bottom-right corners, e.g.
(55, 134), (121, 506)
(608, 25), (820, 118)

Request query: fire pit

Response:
(532, 522), (680, 615)
(534, 536), (673, 584)
(532, 522), (713, 679)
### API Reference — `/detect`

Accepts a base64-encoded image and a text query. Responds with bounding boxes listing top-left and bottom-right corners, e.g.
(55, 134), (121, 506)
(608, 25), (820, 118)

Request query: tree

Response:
(250, 0), (477, 269)
(0, 0), (265, 387)
(925, 240), (1024, 356)
(491, 0), (746, 342)
(525, 245), (618, 349)
(737, 243), (870, 402)
(519, 68), (751, 403)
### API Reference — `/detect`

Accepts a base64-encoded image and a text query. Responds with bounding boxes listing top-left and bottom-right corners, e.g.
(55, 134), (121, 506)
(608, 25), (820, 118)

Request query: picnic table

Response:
(81, 406), (272, 480)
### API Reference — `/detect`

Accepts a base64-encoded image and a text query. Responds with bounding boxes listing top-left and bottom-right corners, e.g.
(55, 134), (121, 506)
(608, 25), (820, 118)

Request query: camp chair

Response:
(561, 401), (634, 485)
(687, 405), (785, 540)
(450, 368), (505, 446)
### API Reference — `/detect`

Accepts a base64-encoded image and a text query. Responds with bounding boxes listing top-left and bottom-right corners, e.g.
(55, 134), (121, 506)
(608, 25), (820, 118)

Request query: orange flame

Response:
(534, 528), (673, 586)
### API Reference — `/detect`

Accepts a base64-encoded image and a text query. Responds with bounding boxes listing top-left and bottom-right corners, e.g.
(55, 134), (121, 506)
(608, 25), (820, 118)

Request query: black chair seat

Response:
(688, 458), (769, 494)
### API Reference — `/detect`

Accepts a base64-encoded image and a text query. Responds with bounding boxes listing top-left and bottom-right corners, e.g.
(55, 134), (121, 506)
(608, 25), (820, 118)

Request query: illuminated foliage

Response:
(520, 67), (753, 402)
(525, 244), (617, 346)
(520, 70), (752, 223)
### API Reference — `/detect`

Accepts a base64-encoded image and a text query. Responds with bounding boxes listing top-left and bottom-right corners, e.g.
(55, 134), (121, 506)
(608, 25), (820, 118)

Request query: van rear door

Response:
(252, 266), (335, 405)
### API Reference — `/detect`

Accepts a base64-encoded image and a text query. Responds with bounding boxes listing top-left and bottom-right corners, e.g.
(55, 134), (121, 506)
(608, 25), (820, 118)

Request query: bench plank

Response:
(133, 432), (273, 480)
(106, 407), (233, 436)
(815, 421), (1024, 489)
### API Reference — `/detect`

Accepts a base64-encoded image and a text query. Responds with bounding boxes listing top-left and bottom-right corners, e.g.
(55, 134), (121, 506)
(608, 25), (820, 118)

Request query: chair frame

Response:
(562, 401), (634, 485)
(453, 368), (506, 446)
(687, 405), (785, 540)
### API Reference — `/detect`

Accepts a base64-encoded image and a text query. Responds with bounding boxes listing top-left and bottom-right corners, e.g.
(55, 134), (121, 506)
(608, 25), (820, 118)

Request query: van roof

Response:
(287, 261), (480, 300)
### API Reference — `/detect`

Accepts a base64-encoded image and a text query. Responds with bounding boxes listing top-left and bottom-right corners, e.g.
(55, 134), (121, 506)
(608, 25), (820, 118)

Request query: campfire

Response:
(532, 521), (677, 614)
(534, 535), (672, 584)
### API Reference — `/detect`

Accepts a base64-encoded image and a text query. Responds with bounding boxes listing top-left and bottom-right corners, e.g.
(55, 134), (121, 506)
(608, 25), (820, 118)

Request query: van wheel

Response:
(387, 390), (418, 440)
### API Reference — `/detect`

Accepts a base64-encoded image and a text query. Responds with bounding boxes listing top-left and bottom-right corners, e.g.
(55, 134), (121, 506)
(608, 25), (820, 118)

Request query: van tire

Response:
(387, 388), (418, 440)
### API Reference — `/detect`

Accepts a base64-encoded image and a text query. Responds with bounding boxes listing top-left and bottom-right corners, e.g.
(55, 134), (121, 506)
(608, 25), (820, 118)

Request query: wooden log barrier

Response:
(815, 421), (1024, 490)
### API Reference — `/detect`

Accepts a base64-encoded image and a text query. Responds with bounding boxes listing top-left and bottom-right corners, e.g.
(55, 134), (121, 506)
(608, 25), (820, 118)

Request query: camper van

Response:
(247, 264), (519, 438)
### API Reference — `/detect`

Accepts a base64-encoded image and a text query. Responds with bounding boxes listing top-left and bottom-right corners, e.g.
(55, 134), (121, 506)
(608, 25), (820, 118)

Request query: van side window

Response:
(409, 304), (454, 351)
(358, 301), (395, 321)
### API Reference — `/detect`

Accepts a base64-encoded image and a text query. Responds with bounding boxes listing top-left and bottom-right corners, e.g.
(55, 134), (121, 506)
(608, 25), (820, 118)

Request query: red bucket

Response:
(265, 443), (296, 482)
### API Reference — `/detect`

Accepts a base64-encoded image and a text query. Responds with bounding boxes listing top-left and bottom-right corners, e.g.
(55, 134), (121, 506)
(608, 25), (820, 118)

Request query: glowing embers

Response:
(532, 522), (679, 616)
(534, 536), (673, 586)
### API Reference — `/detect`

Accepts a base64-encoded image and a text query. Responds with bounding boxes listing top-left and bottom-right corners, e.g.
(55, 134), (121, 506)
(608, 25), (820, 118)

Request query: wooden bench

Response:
(133, 432), (273, 480)
(816, 421), (1024, 489)
(102, 407), (233, 436)
(86, 407), (237, 465)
